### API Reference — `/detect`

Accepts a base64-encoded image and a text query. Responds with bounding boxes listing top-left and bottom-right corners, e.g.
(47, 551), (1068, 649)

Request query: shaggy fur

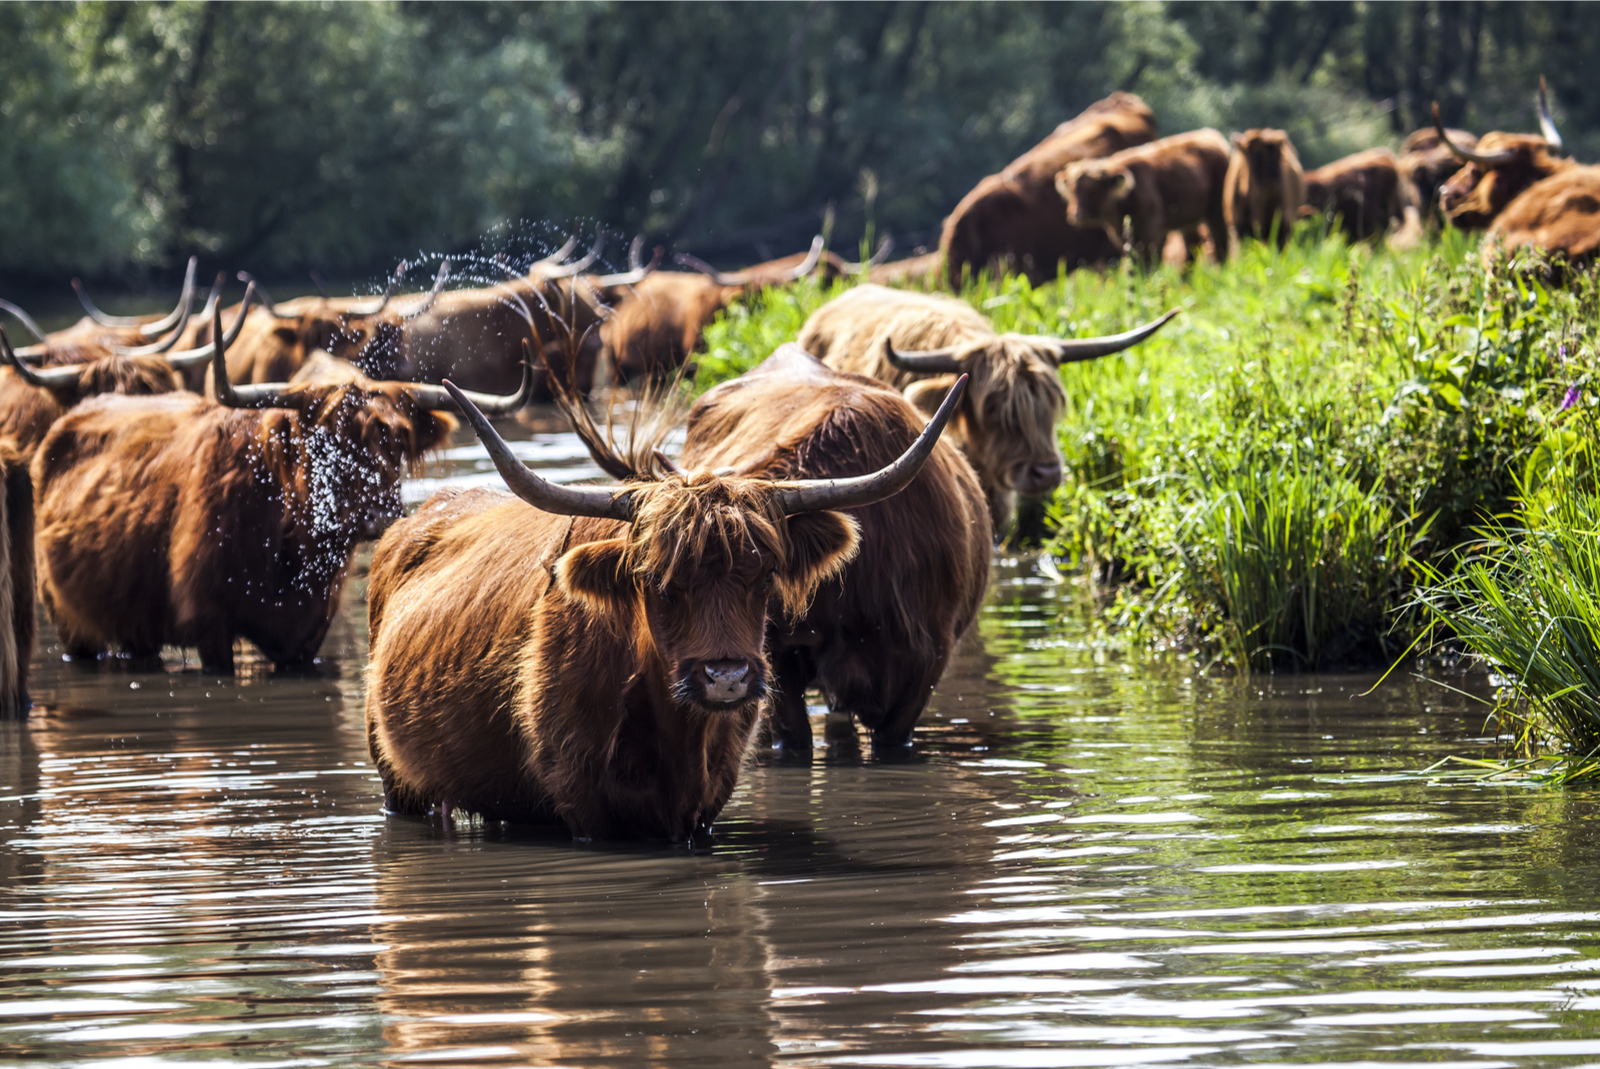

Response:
(1483, 166), (1600, 268)
(33, 377), (453, 672)
(0, 355), (184, 458)
(195, 298), (398, 397)
(1224, 129), (1305, 251)
(682, 344), (991, 753)
(1301, 149), (1417, 242)
(1438, 132), (1574, 231)
(799, 284), (1068, 531)
(365, 421), (860, 840)
(0, 444), (34, 718)
(941, 92), (1156, 288)
(1057, 128), (1233, 266)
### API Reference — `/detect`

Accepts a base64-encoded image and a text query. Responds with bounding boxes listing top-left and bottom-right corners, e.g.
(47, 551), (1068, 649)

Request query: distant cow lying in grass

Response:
(363, 355), (965, 840)
(798, 283), (1177, 531)
(31, 300), (530, 673)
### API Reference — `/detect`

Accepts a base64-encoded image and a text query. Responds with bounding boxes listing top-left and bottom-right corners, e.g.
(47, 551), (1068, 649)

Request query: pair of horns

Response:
(106, 273), (226, 356)
(842, 236), (895, 276)
(674, 235), (826, 286)
(883, 309), (1181, 373)
(73, 257), (199, 337)
(539, 228), (606, 279)
(449, 370), (967, 522)
(590, 235), (665, 287)
(208, 288), (531, 415)
(1432, 77), (1563, 166)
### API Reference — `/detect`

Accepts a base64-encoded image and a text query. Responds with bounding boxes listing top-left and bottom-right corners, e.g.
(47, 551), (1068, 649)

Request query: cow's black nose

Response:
(701, 660), (752, 703)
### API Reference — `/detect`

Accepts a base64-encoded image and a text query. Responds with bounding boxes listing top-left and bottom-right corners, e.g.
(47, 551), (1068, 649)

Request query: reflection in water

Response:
(2, 430), (1600, 1066)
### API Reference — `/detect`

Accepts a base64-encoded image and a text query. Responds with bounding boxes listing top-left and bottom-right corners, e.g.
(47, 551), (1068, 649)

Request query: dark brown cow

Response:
(1301, 149), (1414, 242)
(941, 92), (1158, 288)
(1483, 166), (1600, 268)
(798, 283), (1176, 531)
(0, 442), (32, 718)
(31, 304), (530, 673)
(1436, 84), (1570, 230)
(363, 359), (965, 840)
(680, 344), (989, 753)
(1056, 128), (1233, 266)
(1224, 128), (1304, 250)
(1399, 124), (1478, 228)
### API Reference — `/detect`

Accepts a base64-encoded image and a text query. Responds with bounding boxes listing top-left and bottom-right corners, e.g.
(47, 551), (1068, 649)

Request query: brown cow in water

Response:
(0, 443), (32, 718)
(1300, 149), (1414, 242)
(799, 283), (1176, 532)
(1399, 124), (1478, 228)
(1482, 165), (1600, 269)
(680, 344), (990, 754)
(1224, 129), (1304, 250)
(31, 303), (530, 674)
(1057, 129), (1233, 266)
(363, 357), (965, 840)
(941, 92), (1157, 288)
(1436, 84), (1570, 230)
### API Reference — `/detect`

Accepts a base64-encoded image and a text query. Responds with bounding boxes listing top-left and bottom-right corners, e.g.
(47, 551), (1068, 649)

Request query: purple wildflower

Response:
(1560, 384), (1581, 412)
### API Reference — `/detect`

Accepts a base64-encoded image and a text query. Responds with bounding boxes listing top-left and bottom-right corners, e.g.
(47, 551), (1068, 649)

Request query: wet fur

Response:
(681, 344), (991, 752)
(0, 444), (33, 717)
(799, 284), (1064, 531)
(941, 92), (1156, 287)
(33, 379), (452, 672)
(0, 355), (184, 458)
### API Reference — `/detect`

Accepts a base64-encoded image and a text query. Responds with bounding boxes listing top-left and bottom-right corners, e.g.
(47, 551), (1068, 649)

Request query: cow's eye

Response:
(658, 585), (676, 605)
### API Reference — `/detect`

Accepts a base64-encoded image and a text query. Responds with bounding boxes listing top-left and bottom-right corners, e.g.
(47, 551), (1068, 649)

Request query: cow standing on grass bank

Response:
(1300, 149), (1415, 242)
(798, 283), (1177, 532)
(680, 345), (991, 754)
(363, 360), (965, 840)
(1399, 124), (1479, 229)
(941, 92), (1157, 288)
(1436, 88), (1571, 232)
(31, 303), (530, 673)
(1224, 129), (1304, 251)
(1056, 129), (1233, 266)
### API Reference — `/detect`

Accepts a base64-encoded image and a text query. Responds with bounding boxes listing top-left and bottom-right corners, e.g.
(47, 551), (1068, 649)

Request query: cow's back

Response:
(800, 285), (991, 388)
(1486, 166), (1600, 265)
(940, 93), (1156, 287)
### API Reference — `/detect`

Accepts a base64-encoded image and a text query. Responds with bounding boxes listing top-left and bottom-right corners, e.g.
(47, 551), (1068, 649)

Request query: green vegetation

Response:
(7, 2), (1600, 282)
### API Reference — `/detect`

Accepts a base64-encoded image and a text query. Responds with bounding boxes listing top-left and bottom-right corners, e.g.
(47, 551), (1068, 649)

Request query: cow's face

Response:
(1237, 130), (1288, 183)
(556, 475), (858, 712)
(1057, 163), (1134, 227)
(1439, 135), (1556, 227)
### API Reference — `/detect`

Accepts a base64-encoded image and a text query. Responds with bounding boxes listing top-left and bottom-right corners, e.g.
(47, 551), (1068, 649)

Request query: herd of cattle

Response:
(0, 85), (1584, 840)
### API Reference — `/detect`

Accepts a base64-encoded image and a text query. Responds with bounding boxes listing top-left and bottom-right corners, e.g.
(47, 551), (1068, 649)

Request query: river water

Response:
(3, 420), (1600, 1068)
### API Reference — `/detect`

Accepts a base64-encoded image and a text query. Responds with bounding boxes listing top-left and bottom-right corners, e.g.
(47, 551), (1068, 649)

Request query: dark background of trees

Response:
(3, 1), (1596, 288)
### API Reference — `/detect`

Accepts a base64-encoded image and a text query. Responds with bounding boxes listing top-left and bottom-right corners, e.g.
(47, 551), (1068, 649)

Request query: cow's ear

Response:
(556, 537), (632, 613)
(775, 511), (859, 614)
(905, 374), (970, 424)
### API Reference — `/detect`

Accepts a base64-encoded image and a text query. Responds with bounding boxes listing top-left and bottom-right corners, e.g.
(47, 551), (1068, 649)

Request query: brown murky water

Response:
(4, 423), (1600, 1068)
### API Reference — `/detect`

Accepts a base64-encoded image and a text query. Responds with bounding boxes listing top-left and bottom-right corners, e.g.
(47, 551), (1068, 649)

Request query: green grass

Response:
(694, 230), (1597, 691)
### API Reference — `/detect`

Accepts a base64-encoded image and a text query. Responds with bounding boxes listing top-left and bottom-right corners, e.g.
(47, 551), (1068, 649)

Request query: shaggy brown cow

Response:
(0, 443), (32, 718)
(679, 345), (989, 753)
(1436, 84), (1570, 230)
(1482, 166), (1600, 268)
(798, 283), (1176, 531)
(1224, 128), (1304, 250)
(1301, 149), (1414, 242)
(941, 92), (1157, 288)
(31, 303), (530, 673)
(1057, 129), (1233, 266)
(363, 360), (965, 840)
(1399, 124), (1478, 228)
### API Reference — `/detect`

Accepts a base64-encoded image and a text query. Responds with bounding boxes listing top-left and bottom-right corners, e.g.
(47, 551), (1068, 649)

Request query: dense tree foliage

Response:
(3, 1), (1596, 283)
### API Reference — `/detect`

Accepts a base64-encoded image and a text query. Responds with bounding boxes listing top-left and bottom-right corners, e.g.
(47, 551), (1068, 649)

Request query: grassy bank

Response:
(695, 232), (1597, 738)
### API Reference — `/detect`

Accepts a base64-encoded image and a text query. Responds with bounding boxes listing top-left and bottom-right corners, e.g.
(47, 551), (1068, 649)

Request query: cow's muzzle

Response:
(1010, 458), (1063, 496)
(677, 658), (764, 708)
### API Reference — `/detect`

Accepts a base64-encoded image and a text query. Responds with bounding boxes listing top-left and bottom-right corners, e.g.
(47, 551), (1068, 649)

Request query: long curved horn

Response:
(1538, 76), (1563, 154)
(344, 265), (402, 318)
(543, 228), (605, 279)
(398, 261), (451, 320)
(883, 336), (963, 374)
(677, 234), (828, 286)
(531, 229), (582, 270)
(167, 277), (255, 370)
(444, 379), (635, 520)
(1047, 308), (1181, 364)
(0, 299), (50, 345)
(1433, 102), (1515, 167)
(108, 287), (199, 355)
(776, 375), (966, 514)
(844, 236), (895, 275)
(0, 326), (83, 389)
(234, 272), (302, 320)
(776, 234), (825, 281)
(406, 338), (535, 415)
(72, 256), (197, 333)
(672, 251), (743, 286)
(591, 239), (664, 287)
